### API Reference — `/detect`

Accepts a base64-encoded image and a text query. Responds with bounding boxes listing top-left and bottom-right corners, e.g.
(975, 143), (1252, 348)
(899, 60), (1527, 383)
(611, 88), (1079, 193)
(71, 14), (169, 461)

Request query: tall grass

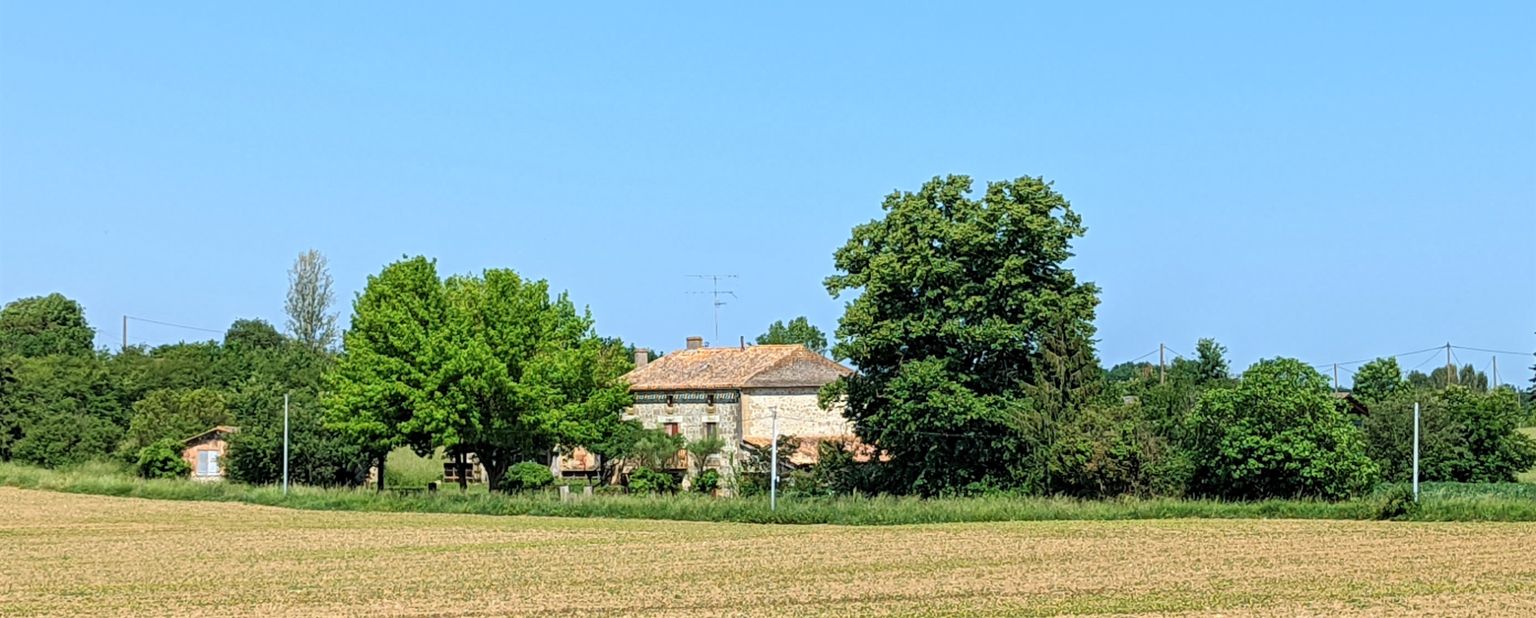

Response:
(382, 446), (444, 487)
(3, 462), (1532, 524)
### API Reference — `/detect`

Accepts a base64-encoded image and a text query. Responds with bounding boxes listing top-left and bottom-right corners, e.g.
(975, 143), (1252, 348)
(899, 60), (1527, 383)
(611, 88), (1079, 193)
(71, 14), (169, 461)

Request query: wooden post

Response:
(1159, 344), (1166, 385)
(1333, 363), (1339, 391)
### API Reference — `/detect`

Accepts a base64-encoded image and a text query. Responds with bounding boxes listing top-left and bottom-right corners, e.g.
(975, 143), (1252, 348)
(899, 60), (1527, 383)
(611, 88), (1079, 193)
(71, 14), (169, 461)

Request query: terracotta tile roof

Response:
(624, 344), (852, 391)
(183, 425), (238, 445)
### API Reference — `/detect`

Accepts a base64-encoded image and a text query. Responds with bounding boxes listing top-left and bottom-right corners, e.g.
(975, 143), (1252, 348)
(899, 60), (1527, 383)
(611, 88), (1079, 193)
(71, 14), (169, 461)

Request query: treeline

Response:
(0, 251), (368, 483)
(3, 174), (1534, 503)
(803, 175), (1535, 500)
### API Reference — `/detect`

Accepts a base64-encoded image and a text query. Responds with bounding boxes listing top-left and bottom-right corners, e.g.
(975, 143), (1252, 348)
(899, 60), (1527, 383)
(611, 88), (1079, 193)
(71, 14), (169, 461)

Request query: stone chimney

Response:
(686, 336), (704, 350)
(633, 348), (649, 369)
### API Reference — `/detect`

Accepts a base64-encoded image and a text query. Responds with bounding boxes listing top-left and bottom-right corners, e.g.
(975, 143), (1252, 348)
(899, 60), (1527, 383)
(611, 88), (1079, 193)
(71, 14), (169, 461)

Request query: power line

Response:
(1451, 345), (1531, 356)
(124, 315), (223, 334)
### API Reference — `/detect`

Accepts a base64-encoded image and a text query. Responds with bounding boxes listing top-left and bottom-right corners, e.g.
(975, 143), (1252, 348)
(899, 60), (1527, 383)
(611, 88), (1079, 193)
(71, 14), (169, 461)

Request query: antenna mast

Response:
(686, 274), (738, 344)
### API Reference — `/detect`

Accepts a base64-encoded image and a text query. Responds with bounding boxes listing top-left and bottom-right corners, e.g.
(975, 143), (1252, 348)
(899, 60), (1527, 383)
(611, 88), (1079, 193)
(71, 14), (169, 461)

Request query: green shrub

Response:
(504, 462), (553, 492)
(136, 439), (190, 480)
(693, 469), (721, 494)
(1364, 387), (1536, 484)
(1373, 484), (1420, 520)
(627, 467), (676, 494)
(1185, 358), (1379, 499)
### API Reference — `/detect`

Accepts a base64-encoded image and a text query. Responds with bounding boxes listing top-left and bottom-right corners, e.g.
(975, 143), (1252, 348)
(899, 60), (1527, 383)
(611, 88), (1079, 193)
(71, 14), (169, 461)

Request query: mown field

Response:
(3, 488), (1535, 617)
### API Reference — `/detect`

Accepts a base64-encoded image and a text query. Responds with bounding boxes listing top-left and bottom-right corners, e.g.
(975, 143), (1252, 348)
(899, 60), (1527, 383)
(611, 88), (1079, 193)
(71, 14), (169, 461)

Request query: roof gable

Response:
(624, 345), (851, 391)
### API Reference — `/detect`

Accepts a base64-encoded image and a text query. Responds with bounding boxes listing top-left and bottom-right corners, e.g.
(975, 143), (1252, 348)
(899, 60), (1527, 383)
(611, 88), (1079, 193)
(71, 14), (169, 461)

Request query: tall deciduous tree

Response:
(0, 294), (95, 358)
(285, 249), (339, 351)
(324, 256), (443, 490)
(825, 175), (1100, 494)
(756, 317), (829, 356)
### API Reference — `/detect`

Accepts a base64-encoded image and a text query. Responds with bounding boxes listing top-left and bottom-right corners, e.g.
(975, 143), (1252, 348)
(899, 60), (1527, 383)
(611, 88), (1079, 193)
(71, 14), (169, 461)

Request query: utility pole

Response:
(1445, 343), (1454, 386)
(1492, 356), (1499, 388)
(1159, 343), (1166, 385)
(122, 315), (128, 351)
(282, 393), (290, 496)
(770, 406), (779, 512)
(1333, 363), (1339, 392)
(687, 275), (738, 345)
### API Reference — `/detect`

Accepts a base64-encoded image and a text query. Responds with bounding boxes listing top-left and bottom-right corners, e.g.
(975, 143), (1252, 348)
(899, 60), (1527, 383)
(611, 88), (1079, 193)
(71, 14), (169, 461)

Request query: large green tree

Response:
(756, 317), (829, 356)
(324, 256), (443, 490)
(1185, 358), (1378, 499)
(121, 387), (232, 456)
(0, 294), (95, 358)
(825, 175), (1101, 494)
(325, 258), (632, 491)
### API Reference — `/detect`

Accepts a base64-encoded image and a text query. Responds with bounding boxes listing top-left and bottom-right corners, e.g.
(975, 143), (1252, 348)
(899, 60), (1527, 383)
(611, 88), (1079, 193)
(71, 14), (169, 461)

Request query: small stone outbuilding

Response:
(182, 426), (237, 481)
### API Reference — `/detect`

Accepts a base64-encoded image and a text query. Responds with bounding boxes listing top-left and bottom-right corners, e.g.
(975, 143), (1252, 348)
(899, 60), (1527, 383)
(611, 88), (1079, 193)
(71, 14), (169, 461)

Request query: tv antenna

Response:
(687, 274), (738, 344)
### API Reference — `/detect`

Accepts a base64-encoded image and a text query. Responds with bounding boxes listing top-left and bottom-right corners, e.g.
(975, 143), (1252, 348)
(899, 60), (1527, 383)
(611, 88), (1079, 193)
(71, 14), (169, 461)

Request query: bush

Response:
(1364, 387), (1536, 484)
(136, 439), (190, 480)
(1185, 358), (1378, 500)
(693, 469), (721, 494)
(1046, 404), (1189, 499)
(627, 467), (676, 494)
(504, 461), (553, 492)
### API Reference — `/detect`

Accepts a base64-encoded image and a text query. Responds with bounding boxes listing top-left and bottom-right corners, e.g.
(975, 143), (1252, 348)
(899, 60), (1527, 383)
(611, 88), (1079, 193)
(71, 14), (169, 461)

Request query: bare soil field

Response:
(2, 487), (1533, 617)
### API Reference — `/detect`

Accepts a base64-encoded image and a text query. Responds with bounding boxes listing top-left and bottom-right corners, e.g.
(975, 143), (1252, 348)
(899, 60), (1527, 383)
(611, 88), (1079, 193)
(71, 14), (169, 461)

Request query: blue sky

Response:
(1, 2), (1532, 385)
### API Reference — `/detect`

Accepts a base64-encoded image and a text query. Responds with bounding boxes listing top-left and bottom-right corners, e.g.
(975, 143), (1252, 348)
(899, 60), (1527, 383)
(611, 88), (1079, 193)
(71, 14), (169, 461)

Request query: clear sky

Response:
(2, 2), (1532, 385)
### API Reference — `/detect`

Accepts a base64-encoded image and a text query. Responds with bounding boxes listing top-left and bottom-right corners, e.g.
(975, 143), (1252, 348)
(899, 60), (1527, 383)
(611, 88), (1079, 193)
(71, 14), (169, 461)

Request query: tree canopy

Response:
(0, 294), (95, 358)
(825, 175), (1101, 494)
(756, 317), (829, 356)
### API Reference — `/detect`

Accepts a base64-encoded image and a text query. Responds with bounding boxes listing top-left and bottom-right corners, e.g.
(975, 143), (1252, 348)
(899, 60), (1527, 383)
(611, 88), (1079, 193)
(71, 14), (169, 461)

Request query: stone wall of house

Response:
(740, 387), (851, 440)
(628, 390), (743, 474)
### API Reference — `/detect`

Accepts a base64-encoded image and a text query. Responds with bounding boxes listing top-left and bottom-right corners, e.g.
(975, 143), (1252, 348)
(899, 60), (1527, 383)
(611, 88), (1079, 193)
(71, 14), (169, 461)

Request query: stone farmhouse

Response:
(620, 336), (854, 483)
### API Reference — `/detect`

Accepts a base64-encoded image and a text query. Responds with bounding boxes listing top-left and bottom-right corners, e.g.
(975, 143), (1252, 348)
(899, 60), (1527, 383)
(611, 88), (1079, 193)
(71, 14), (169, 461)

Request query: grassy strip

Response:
(3, 462), (1532, 524)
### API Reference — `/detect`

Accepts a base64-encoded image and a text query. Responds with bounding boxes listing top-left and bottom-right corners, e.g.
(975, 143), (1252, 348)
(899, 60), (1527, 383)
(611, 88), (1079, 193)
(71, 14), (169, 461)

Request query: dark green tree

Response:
(121, 387), (231, 457)
(0, 294), (95, 358)
(756, 317), (829, 356)
(825, 175), (1100, 494)
(0, 354), (127, 465)
(223, 319), (285, 353)
(1185, 358), (1378, 499)
(1352, 357), (1405, 404)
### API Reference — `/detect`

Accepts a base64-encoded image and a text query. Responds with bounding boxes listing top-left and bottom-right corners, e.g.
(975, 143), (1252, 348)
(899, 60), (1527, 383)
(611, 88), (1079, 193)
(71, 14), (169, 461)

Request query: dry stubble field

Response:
(2, 488), (1534, 617)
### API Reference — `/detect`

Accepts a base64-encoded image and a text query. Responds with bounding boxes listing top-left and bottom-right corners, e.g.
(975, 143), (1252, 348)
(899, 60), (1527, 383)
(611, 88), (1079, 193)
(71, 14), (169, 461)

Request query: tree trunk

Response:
(457, 451), (468, 493)
(374, 453), (386, 493)
(480, 451), (509, 493)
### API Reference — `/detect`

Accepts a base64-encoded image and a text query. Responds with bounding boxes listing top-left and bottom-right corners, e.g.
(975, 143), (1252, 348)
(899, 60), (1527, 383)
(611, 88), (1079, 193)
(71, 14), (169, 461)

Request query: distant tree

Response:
(1352, 357), (1405, 404)
(285, 249), (339, 351)
(825, 175), (1100, 495)
(1410, 364), (1489, 392)
(1189, 338), (1230, 385)
(121, 388), (231, 458)
(756, 317), (829, 356)
(0, 354), (127, 466)
(0, 294), (95, 358)
(1185, 358), (1378, 499)
(685, 435), (725, 477)
(223, 318), (285, 353)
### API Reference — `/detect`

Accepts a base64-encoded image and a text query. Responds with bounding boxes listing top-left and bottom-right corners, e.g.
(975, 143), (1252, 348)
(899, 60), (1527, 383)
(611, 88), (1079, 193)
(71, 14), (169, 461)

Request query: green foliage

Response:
(625, 427), (684, 471)
(826, 175), (1100, 495)
(223, 319), (285, 353)
(1364, 386), (1536, 483)
(122, 388), (231, 458)
(1408, 364), (1489, 392)
(756, 317), (829, 356)
(1044, 404), (1189, 499)
(1352, 358), (1405, 404)
(692, 469), (721, 494)
(627, 467), (676, 494)
(325, 257), (633, 491)
(1, 353), (128, 464)
(0, 294), (95, 358)
(12, 411), (121, 469)
(504, 461), (554, 492)
(1185, 358), (1378, 500)
(684, 435), (724, 475)
(380, 446), (443, 487)
(136, 438), (190, 479)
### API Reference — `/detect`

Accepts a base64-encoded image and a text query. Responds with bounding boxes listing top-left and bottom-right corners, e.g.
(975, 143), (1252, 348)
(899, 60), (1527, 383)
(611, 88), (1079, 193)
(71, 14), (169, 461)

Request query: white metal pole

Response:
(1412, 401), (1420, 502)
(770, 406), (778, 511)
(282, 393), (290, 496)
